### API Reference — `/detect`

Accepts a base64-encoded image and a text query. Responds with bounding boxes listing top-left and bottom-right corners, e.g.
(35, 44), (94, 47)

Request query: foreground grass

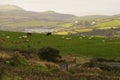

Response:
(0, 49), (120, 80)
(0, 30), (120, 58)
(1, 55), (120, 80)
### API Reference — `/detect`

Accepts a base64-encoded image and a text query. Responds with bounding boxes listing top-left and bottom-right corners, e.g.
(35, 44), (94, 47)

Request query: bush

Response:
(8, 54), (28, 67)
(38, 47), (61, 62)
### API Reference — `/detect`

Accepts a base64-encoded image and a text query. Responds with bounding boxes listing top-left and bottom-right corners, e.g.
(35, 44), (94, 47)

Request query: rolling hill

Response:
(0, 4), (120, 35)
(0, 5), (77, 32)
(73, 15), (111, 21)
(0, 5), (24, 11)
(0, 5), (76, 21)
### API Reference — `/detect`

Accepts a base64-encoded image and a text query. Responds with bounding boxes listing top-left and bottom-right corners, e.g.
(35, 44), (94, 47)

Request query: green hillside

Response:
(0, 5), (24, 11)
(0, 31), (120, 58)
(71, 15), (110, 21)
(94, 19), (120, 29)
(0, 5), (76, 21)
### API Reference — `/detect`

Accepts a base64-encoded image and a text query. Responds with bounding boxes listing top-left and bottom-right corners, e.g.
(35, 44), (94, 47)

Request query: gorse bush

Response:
(38, 47), (61, 62)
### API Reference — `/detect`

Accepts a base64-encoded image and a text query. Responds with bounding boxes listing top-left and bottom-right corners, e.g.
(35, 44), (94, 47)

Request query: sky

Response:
(0, 0), (120, 16)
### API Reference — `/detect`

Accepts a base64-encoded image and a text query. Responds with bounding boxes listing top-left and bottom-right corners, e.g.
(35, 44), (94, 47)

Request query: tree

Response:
(38, 47), (61, 62)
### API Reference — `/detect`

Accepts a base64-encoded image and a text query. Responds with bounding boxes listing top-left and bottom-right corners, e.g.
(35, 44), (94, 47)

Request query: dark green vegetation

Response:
(0, 30), (120, 58)
(38, 46), (61, 62)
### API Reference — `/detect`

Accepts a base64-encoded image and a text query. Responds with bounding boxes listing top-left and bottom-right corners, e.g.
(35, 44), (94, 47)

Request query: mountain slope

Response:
(0, 5), (24, 11)
(0, 5), (76, 21)
(39, 10), (76, 20)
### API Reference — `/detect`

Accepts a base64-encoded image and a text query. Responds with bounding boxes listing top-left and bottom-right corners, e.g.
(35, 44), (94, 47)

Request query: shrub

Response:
(38, 47), (61, 62)
(8, 54), (28, 67)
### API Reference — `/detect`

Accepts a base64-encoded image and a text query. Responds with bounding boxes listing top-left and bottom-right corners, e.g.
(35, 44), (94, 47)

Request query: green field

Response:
(0, 31), (120, 58)
(94, 19), (120, 28)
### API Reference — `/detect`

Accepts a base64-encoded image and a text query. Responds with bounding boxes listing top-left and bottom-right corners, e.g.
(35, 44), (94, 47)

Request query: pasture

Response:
(0, 30), (120, 58)
(94, 19), (120, 28)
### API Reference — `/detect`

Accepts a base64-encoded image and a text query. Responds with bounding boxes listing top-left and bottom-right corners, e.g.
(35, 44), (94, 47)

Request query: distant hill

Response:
(39, 10), (76, 20)
(111, 14), (120, 19)
(0, 5), (120, 33)
(0, 5), (24, 11)
(0, 5), (76, 21)
(78, 14), (120, 21)
(0, 5), (77, 31)
(72, 15), (111, 21)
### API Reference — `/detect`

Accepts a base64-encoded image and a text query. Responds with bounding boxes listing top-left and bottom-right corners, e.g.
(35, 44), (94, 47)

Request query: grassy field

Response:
(60, 23), (73, 27)
(0, 30), (120, 80)
(0, 30), (120, 58)
(94, 19), (120, 28)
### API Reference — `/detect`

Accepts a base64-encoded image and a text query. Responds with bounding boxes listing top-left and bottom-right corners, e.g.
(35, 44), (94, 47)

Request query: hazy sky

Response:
(0, 0), (120, 16)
